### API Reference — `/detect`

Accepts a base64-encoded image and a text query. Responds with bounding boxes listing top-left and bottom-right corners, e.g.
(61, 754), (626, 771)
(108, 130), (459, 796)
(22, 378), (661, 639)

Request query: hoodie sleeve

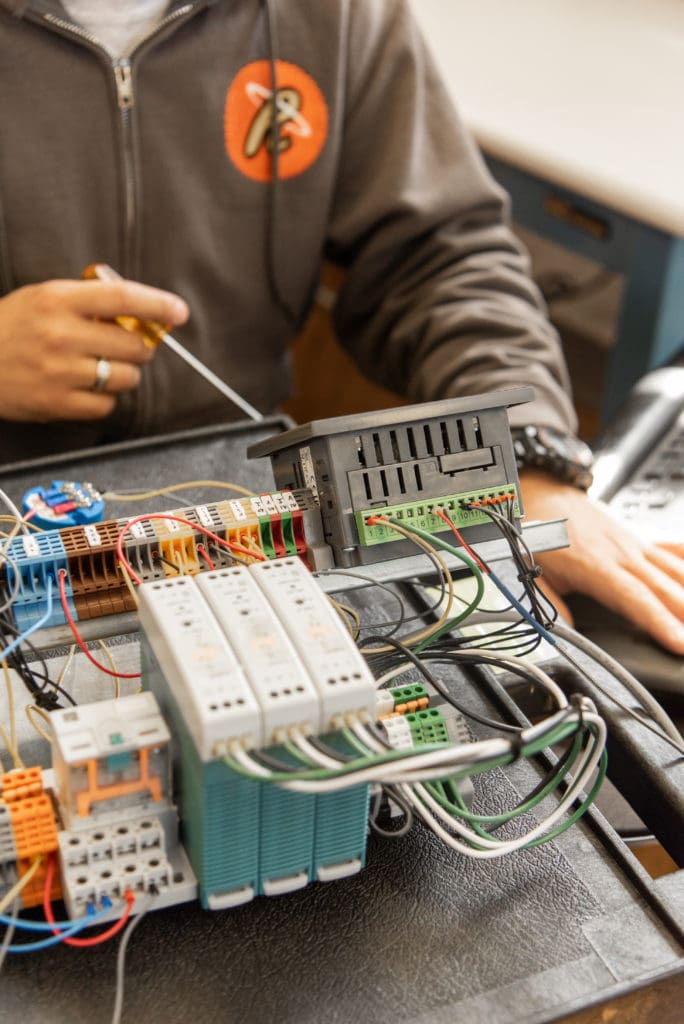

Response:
(325, 0), (577, 433)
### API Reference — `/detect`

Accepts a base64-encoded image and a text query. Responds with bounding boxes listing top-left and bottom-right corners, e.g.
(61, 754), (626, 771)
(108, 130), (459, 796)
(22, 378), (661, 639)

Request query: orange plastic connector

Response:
(75, 747), (163, 818)
(8, 793), (59, 859)
(1, 766), (43, 802)
(395, 697), (430, 716)
(18, 855), (62, 909)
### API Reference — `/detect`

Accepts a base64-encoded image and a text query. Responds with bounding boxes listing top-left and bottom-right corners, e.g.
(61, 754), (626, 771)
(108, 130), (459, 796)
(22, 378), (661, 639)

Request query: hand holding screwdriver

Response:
(0, 273), (189, 422)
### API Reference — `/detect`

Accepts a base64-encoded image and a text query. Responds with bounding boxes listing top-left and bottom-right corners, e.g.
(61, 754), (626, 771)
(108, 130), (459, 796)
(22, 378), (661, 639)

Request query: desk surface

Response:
(413, 0), (684, 235)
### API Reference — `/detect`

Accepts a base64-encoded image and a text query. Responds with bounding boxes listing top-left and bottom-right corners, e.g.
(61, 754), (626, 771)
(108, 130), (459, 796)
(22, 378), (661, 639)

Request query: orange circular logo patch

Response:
(224, 59), (329, 182)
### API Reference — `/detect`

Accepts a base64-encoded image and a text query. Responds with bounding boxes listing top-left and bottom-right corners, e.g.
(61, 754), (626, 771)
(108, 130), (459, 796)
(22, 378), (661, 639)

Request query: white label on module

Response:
(130, 522), (147, 539)
(299, 447), (319, 504)
(260, 494), (277, 515)
(196, 505), (214, 528)
(164, 518), (180, 533)
(281, 491), (299, 512)
(22, 535), (40, 558)
(273, 493), (290, 514)
(229, 500), (246, 521)
(250, 497), (266, 517)
(84, 525), (102, 547)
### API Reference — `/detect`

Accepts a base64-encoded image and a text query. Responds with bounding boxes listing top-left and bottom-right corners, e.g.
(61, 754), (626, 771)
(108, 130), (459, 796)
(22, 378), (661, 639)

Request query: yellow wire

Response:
(0, 515), (43, 532)
(360, 520), (455, 654)
(1, 660), (23, 769)
(25, 705), (54, 745)
(96, 640), (121, 699)
(56, 645), (76, 689)
(0, 855), (42, 914)
(328, 597), (361, 640)
(103, 479), (255, 500)
(118, 560), (140, 609)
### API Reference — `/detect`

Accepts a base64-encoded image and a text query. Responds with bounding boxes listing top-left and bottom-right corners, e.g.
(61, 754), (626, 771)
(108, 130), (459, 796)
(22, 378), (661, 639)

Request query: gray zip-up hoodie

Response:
(0, 0), (576, 463)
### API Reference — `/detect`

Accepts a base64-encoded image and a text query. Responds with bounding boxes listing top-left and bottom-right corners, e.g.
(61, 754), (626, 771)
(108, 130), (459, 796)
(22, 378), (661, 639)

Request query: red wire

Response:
(57, 570), (142, 679)
(196, 544), (216, 571)
(433, 508), (488, 572)
(43, 852), (135, 947)
(115, 513), (265, 585)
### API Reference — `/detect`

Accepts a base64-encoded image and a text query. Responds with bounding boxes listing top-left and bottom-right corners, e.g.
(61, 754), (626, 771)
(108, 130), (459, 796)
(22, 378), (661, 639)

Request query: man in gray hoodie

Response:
(0, 0), (682, 654)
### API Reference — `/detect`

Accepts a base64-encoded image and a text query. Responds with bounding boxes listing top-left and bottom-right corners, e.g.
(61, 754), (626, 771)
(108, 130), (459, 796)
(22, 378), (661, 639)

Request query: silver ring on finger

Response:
(92, 357), (112, 393)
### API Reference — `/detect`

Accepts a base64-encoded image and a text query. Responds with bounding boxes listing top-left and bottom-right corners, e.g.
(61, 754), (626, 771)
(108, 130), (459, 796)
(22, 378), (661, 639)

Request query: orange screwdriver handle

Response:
(81, 263), (169, 348)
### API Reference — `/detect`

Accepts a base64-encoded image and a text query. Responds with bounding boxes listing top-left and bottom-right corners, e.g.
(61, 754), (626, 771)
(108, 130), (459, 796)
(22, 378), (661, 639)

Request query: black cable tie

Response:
(517, 565), (543, 583)
(35, 690), (62, 712)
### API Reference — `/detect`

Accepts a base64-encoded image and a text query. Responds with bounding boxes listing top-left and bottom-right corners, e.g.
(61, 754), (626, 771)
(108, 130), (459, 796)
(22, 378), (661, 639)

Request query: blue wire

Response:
(0, 575), (54, 661)
(6, 905), (111, 953)
(0, 907), (96, 932)
(486, 566), (557, 646)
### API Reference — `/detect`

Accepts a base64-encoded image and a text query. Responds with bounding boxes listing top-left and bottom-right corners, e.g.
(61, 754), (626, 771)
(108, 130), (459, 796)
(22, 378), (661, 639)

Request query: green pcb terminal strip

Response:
(355, 484), (520, 546)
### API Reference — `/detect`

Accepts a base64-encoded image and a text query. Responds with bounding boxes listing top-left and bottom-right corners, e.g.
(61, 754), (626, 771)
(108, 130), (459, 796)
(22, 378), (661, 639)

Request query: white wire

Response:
(290, 728), (342, 770)
(453, 648), (568, 711)
(247, 708), (590, 794)
(403, 717), (604, 856)
(0, 489), (29, 539)
(0, 548), (21, 615)
(111, 903), (151, 1024)
(373, 663), (417, 690)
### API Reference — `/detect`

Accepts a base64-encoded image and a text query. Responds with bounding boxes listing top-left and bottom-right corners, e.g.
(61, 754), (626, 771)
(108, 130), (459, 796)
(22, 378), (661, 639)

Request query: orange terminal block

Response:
(1, 766), (43, 802)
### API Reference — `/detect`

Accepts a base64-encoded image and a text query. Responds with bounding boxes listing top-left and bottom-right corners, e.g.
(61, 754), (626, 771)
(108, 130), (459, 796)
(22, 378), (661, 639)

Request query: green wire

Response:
(379, 517), (485, 651)
(418, 733), (606, 851)
(425, 732), (585, 829)
(523, 748), (608, 848)
(222, 719), (585, 789)
(223, 735), (454, 783)
(282, 740), (314, 767)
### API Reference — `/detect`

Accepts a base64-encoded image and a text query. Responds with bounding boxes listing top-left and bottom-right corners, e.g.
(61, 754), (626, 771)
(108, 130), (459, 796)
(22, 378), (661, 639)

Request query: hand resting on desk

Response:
(520, 469), (684, 655)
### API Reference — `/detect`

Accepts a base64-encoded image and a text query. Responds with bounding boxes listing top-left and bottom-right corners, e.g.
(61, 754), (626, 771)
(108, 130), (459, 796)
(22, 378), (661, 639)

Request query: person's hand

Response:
(519, 469), (684, 655)
(0, 278), (189, 422)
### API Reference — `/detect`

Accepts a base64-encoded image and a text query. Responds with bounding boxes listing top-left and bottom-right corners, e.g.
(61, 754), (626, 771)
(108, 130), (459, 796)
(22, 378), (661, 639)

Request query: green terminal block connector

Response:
(389, 682), (430, 710)
(354, 484), (520, 547)
(406, 708), (450, 747)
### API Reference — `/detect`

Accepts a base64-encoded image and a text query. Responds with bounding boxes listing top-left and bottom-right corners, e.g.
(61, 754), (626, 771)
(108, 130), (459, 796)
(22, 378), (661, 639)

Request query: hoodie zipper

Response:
(42, 4), (196, 277)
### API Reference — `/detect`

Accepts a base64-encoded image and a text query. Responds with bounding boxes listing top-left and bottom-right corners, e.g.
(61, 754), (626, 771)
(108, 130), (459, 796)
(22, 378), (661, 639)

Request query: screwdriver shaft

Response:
(160, 330), (264, 422)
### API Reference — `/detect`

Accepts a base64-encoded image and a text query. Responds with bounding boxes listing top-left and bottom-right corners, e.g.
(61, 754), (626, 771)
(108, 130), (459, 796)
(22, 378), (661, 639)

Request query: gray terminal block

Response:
(248, 388), (532, 567)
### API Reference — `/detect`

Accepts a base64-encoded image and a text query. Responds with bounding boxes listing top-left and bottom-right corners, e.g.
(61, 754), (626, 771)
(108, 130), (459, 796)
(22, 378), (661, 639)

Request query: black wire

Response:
(316, 570), (407, 636)
(0, 612), (76, 708)
(306, 735), (355, 763)
(369, 784), (414, 839)
(153, 552), (181, 574)
(360, 634), (523, 733)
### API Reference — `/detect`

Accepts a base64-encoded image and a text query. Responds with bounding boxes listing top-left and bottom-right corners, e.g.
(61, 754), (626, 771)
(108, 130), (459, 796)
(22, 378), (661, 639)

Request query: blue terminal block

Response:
(5, 531), (77, 631)
(22, 480), (105, 532)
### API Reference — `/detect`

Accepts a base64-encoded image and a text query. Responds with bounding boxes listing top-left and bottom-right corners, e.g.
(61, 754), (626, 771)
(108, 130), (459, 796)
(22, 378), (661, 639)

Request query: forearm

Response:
(327, 0), (575, 432)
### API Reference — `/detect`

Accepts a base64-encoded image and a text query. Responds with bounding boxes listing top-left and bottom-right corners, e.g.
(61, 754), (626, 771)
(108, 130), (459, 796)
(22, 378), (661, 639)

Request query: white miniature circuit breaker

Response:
(195, 567), (322, 742)
(137, 576), (263, 760)
(248, 557), (377, 729)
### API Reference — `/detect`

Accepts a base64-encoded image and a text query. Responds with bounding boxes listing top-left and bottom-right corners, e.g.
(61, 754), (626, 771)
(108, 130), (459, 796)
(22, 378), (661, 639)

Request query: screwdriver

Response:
(82, 263), (263, 422)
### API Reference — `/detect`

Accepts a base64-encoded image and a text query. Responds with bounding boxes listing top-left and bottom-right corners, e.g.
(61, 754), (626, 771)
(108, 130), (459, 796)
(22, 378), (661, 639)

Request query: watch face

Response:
(537, 426), (593, 467)
(512, 425), (594, 488)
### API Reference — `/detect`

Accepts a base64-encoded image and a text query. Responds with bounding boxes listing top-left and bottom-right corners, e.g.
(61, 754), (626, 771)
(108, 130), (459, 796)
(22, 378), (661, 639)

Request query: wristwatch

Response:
(511, 425), (594, 490)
